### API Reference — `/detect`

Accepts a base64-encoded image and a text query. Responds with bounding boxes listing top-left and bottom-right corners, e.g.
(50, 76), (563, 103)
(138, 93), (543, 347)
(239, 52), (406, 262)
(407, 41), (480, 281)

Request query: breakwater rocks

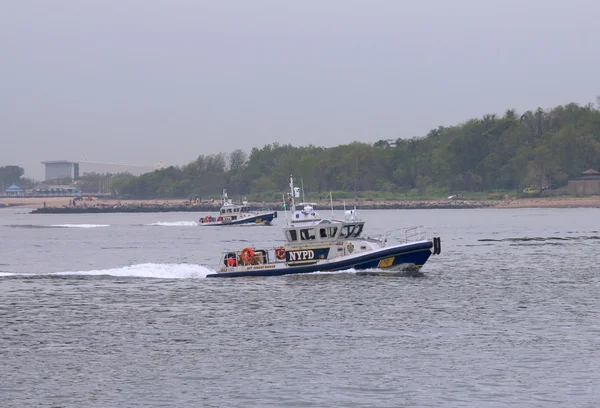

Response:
(32, 204), (216, 214)
(333, 199), (500, 209)
(30, 199), (500, 214)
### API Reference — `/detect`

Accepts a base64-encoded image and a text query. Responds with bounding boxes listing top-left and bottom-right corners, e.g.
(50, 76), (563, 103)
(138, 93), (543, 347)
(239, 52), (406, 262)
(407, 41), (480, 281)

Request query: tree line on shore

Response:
(108, 101), (599, 200)
(3, 101), (600, 200)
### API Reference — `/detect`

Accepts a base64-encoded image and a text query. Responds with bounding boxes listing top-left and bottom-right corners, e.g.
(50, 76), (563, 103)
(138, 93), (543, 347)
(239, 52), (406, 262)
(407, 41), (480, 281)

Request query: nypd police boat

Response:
(199, 189), (277, 226)
(206, 176), (441, 278)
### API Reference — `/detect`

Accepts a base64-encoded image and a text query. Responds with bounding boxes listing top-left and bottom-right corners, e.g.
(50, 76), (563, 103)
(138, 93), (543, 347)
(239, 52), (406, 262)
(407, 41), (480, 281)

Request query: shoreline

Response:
(2, 195), (600, 212)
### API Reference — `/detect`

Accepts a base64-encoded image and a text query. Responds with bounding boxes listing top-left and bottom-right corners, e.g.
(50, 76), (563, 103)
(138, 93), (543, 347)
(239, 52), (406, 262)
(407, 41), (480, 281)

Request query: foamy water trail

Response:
(0, 266), (409, 279)
(310, 268), (359, 275)
(50, 224), (110, 228)
(146, 221), (198, 227)
(51, 263), (214, 279)
(0, 272), (17, 277)
(0, 264), (216, 279)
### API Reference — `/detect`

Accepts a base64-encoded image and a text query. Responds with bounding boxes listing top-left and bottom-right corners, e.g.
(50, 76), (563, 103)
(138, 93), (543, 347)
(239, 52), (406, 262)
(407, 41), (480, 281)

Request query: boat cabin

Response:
(218, 188), (250, 215)
(283, 220), (364, 243)
(220, 205), (250, 215)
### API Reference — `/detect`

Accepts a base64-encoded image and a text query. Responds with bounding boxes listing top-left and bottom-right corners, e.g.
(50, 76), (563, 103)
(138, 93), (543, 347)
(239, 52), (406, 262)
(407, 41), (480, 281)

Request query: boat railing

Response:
(384, 225), (428, 244)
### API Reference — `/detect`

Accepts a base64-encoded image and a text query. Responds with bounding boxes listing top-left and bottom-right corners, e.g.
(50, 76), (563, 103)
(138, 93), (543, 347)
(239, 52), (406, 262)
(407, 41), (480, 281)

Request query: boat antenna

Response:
(301, 178), (306, 203)
(329, 191), (334, 219)
(282, 193), (289, 225)
(289, 175), (296, 212)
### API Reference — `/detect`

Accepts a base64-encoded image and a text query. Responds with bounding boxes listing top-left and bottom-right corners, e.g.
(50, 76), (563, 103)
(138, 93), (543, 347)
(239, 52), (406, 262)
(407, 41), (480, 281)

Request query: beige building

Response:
(42, 160), (157, 181)
(42, 160), (79, 181)
(568, 169), (600, 195)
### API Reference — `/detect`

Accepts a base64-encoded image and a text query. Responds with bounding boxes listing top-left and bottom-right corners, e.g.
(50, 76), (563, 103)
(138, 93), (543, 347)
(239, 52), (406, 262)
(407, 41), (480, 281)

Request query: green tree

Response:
(0, 165), (25, 186)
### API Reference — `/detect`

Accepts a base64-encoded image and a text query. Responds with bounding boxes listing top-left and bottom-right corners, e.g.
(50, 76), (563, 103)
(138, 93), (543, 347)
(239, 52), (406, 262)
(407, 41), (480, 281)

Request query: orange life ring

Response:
(227, 256), (237, 267)
(275, 246), (286, 260)
(241, 247), (255, 263)
(204, 216), (211, 223)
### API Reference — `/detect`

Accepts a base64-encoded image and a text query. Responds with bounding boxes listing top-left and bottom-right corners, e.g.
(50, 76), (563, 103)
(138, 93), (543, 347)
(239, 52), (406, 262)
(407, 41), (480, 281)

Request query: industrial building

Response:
(41, 161), (80, 181)
(41, 160), (157, 181)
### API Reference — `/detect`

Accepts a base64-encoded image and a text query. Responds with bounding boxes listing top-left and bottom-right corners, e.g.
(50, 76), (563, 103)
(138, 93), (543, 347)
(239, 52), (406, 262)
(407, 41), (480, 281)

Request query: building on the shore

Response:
(567, 169), (600, 195)
(42, 160), (158, 181)
(42, 160), (80, 181)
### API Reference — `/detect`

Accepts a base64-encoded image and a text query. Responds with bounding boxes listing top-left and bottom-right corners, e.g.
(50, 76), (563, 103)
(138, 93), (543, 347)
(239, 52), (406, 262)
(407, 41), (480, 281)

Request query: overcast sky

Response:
(1, 0), (598, 180)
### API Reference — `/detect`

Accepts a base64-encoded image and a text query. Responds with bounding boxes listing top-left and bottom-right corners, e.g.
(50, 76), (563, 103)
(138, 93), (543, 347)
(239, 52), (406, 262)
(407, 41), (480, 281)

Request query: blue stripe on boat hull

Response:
(227, 213), (275, 225)
(207, 241), (433, 278)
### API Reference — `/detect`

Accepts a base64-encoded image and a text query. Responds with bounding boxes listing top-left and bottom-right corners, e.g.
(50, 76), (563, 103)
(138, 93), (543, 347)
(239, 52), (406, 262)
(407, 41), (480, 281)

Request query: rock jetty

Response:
(30, 198), (500, 214)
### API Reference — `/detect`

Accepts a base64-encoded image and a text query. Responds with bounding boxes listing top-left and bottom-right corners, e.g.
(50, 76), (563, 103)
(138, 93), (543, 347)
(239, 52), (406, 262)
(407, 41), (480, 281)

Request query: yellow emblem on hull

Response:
(378, 257), (395, 268)
(255, 218), (262, 223)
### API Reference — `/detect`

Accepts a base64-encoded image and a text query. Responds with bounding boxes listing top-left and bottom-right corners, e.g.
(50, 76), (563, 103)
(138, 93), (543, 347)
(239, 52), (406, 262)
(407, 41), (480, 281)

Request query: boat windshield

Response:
(319, 226), (338, 239)
(286, 225), (344, 242)
(299, 228), (316, 241)
(340, 224), (363, 238)
(286, 229), (298, 242)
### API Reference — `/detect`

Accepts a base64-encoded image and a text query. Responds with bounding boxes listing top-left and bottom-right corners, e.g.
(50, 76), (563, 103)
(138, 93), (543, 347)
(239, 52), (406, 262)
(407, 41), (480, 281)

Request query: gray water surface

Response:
(1, 208), (599, 407)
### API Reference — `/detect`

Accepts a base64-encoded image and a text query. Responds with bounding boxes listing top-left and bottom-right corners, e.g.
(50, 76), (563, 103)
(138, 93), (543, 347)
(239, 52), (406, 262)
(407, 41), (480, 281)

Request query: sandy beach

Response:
(2, 195), (600, 210)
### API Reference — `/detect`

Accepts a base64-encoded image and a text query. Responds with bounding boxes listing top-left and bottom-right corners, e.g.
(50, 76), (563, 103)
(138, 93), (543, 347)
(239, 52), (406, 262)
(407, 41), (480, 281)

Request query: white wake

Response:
(0, 264), (216, 279)
(51, 263), (215, 279)
(0, 272), (16, 277)
(50, 224), (110, 228)
(146, 221), (199, 227)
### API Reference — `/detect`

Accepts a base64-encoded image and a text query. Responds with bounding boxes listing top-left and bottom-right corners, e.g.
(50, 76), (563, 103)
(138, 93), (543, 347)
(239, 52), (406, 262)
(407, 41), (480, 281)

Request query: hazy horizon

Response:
(2, 0), (599, 180)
